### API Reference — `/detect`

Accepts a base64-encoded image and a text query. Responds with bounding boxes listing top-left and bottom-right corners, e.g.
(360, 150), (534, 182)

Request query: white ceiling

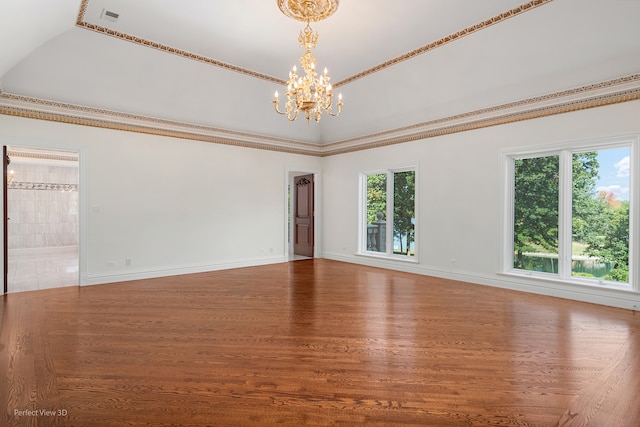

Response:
(1, 0), (640, 149)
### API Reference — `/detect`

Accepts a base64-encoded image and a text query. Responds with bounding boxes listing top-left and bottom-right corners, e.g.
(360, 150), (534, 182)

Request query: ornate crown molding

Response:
(2, 75), (638, 157)
(322, 74), (640, 156)
(334, 0), (552, 88)
(75, 0), (286, 85)
(75, 0), (551, 88)
(0, 92), (322, 156)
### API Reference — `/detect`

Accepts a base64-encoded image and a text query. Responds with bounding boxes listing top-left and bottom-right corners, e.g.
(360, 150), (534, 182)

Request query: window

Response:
(504, 137), (637, 289)
(361, 167), (416, 259)
(513, 155), (560, 273)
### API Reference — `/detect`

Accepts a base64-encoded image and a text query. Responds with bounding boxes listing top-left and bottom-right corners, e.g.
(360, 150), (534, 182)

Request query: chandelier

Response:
(273, 0), (343, 123)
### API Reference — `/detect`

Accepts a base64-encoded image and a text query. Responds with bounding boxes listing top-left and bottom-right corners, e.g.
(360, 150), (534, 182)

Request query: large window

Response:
(361, 168), (416, 259)
(505, 137), (637, 289)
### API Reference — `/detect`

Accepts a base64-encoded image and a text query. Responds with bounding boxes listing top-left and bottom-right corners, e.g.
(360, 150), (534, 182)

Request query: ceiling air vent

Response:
(100, 9), (119, 23)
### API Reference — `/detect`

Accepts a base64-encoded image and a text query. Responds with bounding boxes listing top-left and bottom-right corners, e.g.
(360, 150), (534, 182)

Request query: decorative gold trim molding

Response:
(9, 182), (78, 192)
(0, 92), (321, 156)
(75, 0), (286, 85)
(323, 92), (640, 156)
(76, 0), (89, 22)
(322, 75), (640, 156)
(334, 0), (553, 88)
(0, 92), (314, 148)
(75, 0), (551, 88)
(2, 75), (638, 158)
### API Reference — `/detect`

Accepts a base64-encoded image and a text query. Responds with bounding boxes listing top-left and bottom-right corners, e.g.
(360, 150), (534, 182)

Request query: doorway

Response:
(293, 174), (314, 258)
(287, 171), (317, 261)
(4, 146), (80, 293)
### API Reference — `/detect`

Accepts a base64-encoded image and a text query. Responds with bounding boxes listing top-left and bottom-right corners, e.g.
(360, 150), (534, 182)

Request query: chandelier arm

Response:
(326, 100), (343, 117)
(287, 104), (299, 121)
(273, 99), (286, 115)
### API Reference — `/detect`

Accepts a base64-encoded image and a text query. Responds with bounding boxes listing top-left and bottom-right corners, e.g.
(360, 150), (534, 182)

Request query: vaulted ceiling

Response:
(1, 0), (639, 155)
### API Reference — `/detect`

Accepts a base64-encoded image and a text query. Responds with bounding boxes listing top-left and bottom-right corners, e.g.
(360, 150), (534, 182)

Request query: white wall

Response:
(0, 115), (321, 285)
(321, 100), (640, 310)
(1, 101), (639, 309)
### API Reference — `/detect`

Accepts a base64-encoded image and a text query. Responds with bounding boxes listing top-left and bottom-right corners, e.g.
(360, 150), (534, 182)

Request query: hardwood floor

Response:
(1, 259), (639, 426)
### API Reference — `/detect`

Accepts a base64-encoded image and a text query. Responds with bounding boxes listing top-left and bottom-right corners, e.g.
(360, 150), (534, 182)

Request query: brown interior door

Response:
(3, 146), (8, 294)
(294, 174), (314, 258)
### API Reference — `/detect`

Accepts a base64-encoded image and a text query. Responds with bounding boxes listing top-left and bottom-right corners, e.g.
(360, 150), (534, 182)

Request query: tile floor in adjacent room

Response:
(6, 248), (308, 293)
(7, 246), (78, 293)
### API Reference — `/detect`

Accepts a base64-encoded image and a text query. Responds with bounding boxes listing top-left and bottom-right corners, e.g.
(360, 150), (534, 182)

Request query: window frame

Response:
(500, 135), (638, 292)
(358, 165), (418, 262)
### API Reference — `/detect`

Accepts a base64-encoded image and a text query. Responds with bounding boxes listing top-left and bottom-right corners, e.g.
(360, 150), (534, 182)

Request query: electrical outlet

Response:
(125, 258), (132, 267)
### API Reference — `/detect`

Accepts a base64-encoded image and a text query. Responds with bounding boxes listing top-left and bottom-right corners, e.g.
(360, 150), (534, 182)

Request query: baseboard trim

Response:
(81, 256), (286, 286)
(321, 252), (640, 311)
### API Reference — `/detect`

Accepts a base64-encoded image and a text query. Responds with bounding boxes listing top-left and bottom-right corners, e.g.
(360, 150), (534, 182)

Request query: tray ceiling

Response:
(1, 0), (639, 154)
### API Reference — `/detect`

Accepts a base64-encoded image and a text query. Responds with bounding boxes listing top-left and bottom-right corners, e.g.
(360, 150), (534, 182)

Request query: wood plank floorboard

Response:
(1, 259), (639, 426)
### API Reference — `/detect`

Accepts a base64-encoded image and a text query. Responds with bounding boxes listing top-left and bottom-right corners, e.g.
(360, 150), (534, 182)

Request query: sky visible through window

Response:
(596, 147), (630, 201)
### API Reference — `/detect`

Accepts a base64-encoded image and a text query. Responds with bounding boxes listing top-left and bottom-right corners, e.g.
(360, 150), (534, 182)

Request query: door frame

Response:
(285, 167), (321, 261)
(1, 138), (87, 292)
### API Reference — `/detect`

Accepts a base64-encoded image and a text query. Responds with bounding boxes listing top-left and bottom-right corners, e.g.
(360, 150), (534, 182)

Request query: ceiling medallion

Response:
(273, 0), (343, 123)
(277, 0), (339, 22)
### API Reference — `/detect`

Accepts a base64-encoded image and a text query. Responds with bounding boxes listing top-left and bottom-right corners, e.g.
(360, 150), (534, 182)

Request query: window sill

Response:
(499, 269), (635, 293)
(356, 252), (418, 263)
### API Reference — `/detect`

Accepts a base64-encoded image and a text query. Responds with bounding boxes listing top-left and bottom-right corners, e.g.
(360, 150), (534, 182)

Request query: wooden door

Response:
(294, 174), (314, 257)
(3, 146), (8, 294)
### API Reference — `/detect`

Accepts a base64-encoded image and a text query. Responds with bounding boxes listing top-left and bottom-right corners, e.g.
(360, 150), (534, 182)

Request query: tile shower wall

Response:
(7, 163), (79, 249)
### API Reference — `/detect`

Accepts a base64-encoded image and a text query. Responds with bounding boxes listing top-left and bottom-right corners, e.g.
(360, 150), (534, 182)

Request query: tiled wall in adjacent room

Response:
(7, 163), (79, 249)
